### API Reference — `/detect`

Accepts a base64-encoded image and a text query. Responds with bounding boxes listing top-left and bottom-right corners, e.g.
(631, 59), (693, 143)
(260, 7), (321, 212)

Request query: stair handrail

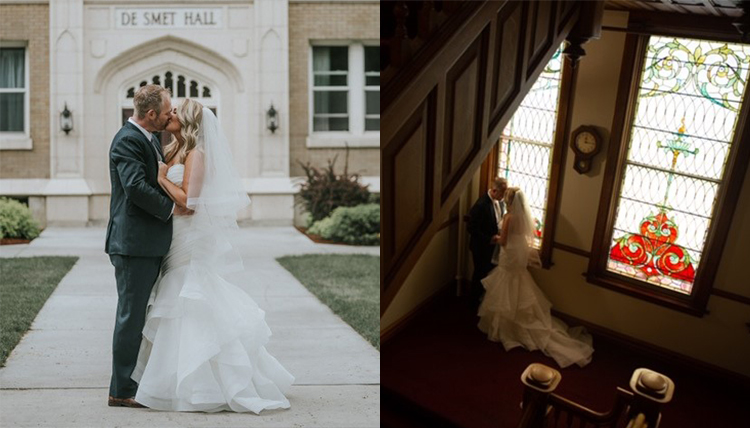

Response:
(517, 363), (675, 428)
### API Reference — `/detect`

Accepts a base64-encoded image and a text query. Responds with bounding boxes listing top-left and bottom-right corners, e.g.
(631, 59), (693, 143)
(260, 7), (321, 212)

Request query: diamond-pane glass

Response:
(607, 36), (750, 294)
(498, 46), (563, 249)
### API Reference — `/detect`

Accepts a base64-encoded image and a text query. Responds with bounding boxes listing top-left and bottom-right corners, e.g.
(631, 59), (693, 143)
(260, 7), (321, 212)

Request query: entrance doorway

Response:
(121, 70), (218, 150)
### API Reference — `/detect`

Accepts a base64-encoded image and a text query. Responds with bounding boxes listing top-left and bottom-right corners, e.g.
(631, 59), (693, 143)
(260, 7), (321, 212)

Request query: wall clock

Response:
(570, 125), (603, 174)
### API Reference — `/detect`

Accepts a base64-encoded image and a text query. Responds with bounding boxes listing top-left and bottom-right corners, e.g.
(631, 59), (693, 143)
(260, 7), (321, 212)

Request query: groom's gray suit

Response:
(105, 121), (173, 398)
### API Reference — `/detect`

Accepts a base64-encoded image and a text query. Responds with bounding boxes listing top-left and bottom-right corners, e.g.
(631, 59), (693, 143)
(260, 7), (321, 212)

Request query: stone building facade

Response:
(0, 0), (379, 226)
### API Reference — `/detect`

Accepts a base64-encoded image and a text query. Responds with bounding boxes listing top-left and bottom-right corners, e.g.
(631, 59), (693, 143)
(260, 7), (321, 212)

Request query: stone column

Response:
(48, 0), (90, 225)
(254, 0), (290, 177)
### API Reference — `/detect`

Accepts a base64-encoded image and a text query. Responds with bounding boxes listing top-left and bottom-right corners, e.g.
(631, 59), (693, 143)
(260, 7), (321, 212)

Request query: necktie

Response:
(149, 135), (163, 162)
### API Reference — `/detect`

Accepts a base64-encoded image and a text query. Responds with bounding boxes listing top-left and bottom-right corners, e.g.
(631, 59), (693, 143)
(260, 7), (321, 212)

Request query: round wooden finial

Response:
(529, 365), (554, 385)
(641, 372), (667, 392)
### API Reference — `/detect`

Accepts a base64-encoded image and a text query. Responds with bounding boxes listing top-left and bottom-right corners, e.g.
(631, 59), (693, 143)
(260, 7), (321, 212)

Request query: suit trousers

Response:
(471, 248), (495, 304)
(109, 254), (162, 398)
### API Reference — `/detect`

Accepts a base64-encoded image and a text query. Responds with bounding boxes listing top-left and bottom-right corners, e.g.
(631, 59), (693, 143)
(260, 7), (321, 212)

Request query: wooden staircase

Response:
(381, 0), (602, 315)
(517, 363), (674, 428)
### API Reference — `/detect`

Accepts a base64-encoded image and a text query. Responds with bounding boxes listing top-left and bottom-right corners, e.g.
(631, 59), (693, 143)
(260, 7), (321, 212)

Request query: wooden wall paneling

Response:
(488, 1), (528, 133)
(381, 89), (437, 299)
(440, 26), (490, 204)
(381, 1), (584, 316)
(526, 0), (557, 79)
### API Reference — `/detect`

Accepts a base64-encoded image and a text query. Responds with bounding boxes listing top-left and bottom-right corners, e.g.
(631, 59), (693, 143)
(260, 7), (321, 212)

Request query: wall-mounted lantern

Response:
(266, 103), (278, 134)
(60, 103), (73, 135)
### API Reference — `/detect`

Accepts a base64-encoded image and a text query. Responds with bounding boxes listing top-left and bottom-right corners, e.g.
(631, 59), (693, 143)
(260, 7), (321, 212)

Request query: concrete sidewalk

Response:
(0, 227), (380, 427)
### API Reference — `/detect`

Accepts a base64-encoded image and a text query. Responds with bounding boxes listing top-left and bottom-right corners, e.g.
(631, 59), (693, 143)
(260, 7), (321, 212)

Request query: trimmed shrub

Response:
(297, 152), (371, 223)
(0, 198), (41, 240)
(308, 203), (380, 246)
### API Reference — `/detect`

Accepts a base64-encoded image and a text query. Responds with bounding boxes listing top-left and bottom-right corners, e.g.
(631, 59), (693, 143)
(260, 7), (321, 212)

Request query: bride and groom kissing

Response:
(468, 177), (594, 369)
(104, 85), (293, 412)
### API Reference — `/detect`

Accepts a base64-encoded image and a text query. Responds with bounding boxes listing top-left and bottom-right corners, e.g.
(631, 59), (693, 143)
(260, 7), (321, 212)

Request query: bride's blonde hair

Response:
(164, 99), (203, 164)
(504, 187), (520, 206)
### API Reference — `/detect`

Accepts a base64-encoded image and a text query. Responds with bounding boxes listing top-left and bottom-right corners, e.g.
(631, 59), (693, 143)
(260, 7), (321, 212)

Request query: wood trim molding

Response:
(552, 243), (750, 307)
(552, 309), (750, 391)
(710, 288), (750, 306)
(437, 215), (459, 232)
(539, 57), (577, 269)
(553, 241), (591, 258)
(623, 10), (745, 43)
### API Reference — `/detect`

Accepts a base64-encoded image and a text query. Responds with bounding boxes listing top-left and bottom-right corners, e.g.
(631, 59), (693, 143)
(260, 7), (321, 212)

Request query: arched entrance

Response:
(120, 69), (218, 147)
(87, 36), (250, 193)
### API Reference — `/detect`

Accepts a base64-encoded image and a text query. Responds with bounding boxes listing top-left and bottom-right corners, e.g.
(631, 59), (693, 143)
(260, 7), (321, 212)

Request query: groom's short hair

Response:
(491, 177), (507, 191)
(133, 85), (170, 119)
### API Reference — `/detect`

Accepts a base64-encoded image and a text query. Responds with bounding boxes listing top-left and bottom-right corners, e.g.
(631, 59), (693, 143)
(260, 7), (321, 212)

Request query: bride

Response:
(131, 99), (294, 412)
(478, 187), (594, 368)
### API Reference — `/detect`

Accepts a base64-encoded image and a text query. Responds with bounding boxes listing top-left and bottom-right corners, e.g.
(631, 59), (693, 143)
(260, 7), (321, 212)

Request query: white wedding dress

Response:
(478, 191), (593, 369)
(131, 164), (294, 412)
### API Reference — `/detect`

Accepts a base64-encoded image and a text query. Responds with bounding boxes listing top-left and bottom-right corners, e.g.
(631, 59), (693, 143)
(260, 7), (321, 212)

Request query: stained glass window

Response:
(607, 36), (750, 295)
(497, 46), (563, 249)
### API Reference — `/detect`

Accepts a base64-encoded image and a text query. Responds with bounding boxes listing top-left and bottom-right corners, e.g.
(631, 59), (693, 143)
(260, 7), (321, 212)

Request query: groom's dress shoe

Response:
(108, 396), (146, 408)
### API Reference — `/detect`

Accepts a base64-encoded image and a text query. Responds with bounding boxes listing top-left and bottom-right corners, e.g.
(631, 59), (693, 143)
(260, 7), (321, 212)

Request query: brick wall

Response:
(0, 4), (50, 179)
(288, 2), (379, 177)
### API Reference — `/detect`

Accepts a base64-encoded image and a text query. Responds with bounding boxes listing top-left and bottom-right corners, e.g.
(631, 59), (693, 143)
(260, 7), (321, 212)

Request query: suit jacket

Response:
(105, 121), (173, 257)
(467, 193), (503, 260)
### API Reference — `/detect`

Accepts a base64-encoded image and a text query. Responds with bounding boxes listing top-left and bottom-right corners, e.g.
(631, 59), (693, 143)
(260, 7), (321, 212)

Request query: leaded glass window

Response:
(497, 46), (563, 249)
(607, 36), (750, 295)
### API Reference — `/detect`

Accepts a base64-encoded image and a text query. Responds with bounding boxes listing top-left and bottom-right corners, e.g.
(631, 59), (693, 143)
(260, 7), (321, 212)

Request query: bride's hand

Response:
(158, 161), (168, 178)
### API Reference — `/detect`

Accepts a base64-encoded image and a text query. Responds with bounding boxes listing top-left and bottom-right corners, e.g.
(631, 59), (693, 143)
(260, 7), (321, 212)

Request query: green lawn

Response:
(276, 254), (379, 350)
(0, 256), (78, 366)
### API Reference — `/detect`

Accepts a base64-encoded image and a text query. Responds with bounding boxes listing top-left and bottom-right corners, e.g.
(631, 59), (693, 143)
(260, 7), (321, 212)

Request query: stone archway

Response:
(86, 36), (252, 195)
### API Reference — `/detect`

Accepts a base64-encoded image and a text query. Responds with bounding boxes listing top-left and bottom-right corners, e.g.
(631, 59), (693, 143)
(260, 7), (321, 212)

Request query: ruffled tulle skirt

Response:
(132, 217), (293, 412)
(478, 264), (593, 368)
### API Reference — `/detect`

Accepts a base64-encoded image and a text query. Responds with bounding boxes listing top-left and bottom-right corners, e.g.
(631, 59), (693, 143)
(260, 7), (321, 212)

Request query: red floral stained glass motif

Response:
(609, 118), (699, 292)
(610, 210), (695, 282)
(607, 36), (750, 296)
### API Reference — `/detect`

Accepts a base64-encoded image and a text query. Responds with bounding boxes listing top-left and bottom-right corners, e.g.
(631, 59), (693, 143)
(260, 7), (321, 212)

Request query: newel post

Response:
(517, 363), (562, 428)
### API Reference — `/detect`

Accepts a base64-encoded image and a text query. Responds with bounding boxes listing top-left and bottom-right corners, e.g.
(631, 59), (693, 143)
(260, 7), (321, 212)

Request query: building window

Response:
(312, 46), (349, 131)
(0, 43), (31, 150)
(364, 46), (380, 131)
(589, 35), (750, 315)
(498, 46), (564, 251)
(308, 42), (380, 148)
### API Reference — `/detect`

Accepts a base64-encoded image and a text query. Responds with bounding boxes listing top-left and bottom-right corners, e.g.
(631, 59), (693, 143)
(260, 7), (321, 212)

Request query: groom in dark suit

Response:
(467, 177), (507, 307)
(104, 85), (176, 407)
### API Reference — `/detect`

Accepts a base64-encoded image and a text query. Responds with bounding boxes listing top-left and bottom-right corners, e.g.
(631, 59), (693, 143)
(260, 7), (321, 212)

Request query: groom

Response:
(467, 177), (507, 308)
(104, 84), (176, 407)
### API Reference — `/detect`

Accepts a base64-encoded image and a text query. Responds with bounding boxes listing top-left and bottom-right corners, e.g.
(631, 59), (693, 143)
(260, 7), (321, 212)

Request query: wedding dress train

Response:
(132, 164), (294, 412)
(478, 191), (593, 368)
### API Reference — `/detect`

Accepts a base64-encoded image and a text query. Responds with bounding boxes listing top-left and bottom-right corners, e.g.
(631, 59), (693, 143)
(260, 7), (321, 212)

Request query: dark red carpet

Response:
(382, 292), (750, 428)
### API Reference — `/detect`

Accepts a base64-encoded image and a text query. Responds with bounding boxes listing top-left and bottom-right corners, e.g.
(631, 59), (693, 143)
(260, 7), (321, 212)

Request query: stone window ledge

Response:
(306, 133), (379, 149)
(0, 134), (33, 150)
